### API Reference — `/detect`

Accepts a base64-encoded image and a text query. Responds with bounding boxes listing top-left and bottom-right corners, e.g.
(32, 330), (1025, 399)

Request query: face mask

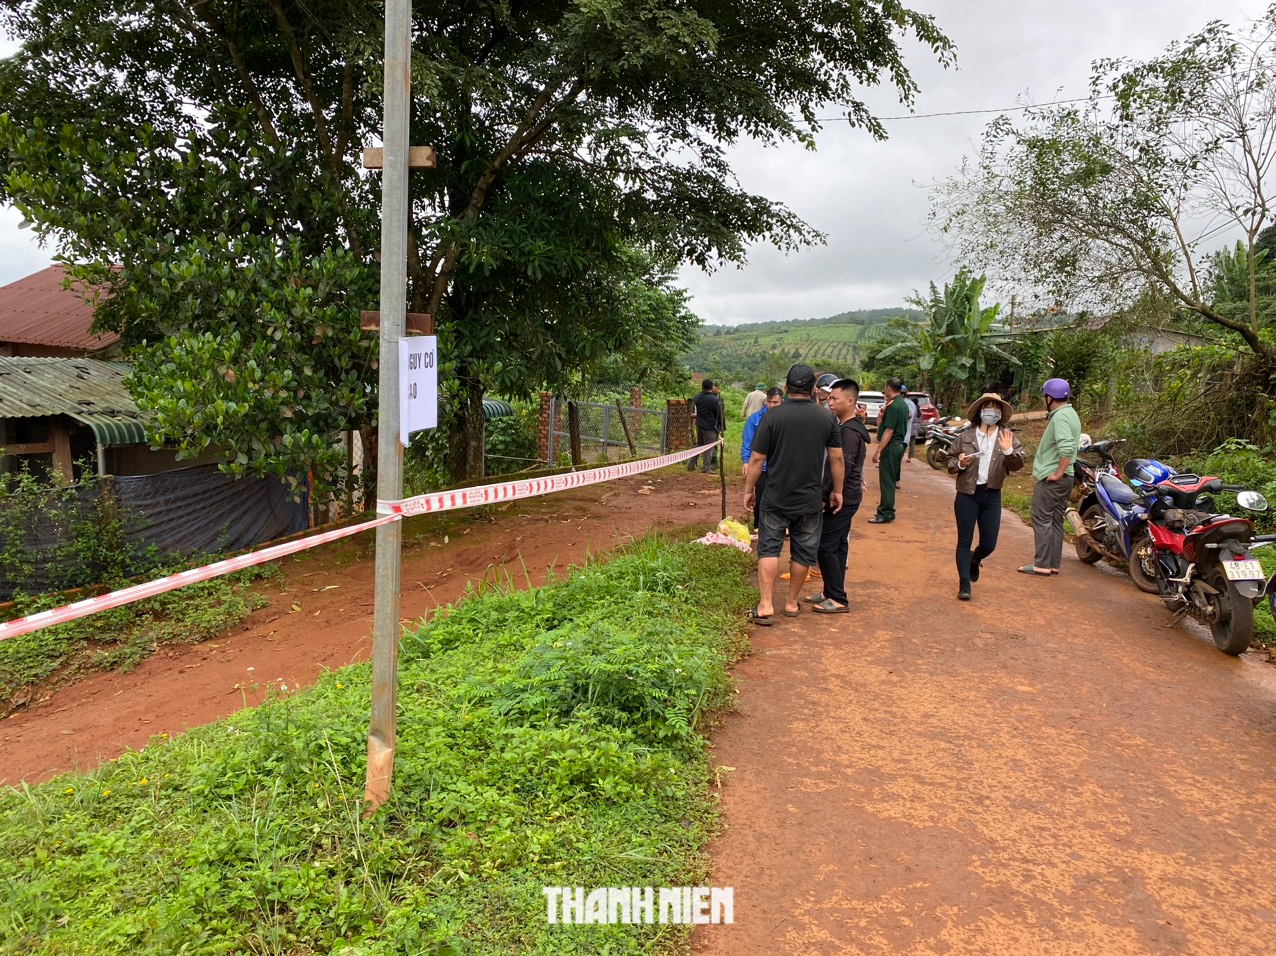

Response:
(980, 408), (1002, 425)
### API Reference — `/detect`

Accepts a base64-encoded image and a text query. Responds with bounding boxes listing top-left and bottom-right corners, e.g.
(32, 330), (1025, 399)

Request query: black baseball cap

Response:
(816, 373), (838, 393)
(786, 363), (816, 392)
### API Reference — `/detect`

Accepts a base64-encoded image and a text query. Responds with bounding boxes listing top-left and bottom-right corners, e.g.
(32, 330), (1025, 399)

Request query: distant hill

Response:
(683, 307), (920, 382)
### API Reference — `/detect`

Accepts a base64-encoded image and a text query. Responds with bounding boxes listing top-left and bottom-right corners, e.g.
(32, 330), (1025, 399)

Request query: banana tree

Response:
(880, 267), (1017, 412)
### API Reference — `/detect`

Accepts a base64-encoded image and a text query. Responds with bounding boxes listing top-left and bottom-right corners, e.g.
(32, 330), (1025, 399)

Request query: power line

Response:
(803, 94), (1116, 123)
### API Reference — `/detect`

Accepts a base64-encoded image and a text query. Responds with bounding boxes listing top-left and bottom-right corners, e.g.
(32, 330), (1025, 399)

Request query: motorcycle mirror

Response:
(1237, 491), (1269, 512)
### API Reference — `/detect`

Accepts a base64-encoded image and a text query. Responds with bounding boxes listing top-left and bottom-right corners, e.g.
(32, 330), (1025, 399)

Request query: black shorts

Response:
(757, 509), (822, 566)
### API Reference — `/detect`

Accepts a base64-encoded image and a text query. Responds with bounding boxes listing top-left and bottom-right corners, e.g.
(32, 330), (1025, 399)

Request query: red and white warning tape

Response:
(0, 515), (399, 642)
(0, 441), (719, 642)
(378, 441), (719, 517)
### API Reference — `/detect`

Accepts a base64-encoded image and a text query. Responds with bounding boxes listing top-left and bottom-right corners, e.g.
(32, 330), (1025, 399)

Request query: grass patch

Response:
(0, 537), (755, 955)
(0, 565), (281, 714)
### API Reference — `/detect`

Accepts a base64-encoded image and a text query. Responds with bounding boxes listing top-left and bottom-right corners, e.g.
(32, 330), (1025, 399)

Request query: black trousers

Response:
(954, 485), (1002, 584)
(688, 426), (719, 470)
(817, 498), (860, 606)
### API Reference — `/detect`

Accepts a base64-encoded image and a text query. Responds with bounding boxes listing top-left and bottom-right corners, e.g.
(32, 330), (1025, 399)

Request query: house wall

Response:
(109, 443), (225, 477)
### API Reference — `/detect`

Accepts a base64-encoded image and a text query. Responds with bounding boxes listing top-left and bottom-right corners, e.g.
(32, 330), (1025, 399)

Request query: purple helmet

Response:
(1041, 377), (1071, 400)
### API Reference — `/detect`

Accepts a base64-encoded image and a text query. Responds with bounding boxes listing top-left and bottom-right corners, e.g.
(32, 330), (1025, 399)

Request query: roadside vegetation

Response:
(0, 566), (278, 716)
(0, 539), (755, 955)
(0, 467), (284, 713)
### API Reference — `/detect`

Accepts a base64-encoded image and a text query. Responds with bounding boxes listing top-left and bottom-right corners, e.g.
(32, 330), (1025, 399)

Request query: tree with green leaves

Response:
(932, 8), (1276, 374)
(878, 268), (1014, 411)
(1, 0), (954, 486)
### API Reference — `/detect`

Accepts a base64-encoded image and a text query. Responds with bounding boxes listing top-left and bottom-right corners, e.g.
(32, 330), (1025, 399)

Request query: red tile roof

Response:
(0, 265), (119, 351)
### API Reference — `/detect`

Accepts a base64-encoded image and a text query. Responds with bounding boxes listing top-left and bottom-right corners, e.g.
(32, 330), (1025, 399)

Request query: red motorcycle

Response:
(1128, 460), (1269, 655)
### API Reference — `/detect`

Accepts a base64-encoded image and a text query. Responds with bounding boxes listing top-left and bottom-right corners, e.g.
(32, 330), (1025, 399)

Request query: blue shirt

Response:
(741, 406), (769, 471)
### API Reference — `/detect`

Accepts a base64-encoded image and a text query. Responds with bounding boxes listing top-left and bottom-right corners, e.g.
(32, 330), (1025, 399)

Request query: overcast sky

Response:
(0, 1), (1264, 323)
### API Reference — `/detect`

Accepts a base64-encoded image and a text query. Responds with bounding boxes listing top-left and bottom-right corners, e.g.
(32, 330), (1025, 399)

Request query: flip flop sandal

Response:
(802, 593), (827, 604)
(1017, 565), (1052, 576)
(812, 599), (849, 614)
(781, 606), (802, 617)
(748, 606), (775, 626)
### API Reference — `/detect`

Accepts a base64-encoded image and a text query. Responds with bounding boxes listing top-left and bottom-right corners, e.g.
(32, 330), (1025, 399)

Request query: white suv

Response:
(858, 391), (886, 426)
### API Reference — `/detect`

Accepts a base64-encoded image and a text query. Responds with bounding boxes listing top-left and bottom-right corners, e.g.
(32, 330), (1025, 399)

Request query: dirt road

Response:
(0, 468), (729, 785)
(695, 458), (1276, 955)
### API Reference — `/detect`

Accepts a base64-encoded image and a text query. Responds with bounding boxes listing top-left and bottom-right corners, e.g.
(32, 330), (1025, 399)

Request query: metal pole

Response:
(365, 0), (411, 813)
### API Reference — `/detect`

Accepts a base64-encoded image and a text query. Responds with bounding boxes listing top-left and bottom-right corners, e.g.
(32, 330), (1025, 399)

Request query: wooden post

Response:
(51, 423), (73, 483)
(719, 441), (727, 521)
(615, 399), (637, 455)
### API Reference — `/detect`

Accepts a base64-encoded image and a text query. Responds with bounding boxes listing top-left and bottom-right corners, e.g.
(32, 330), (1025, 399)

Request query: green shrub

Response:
(0, 538), (755, 954)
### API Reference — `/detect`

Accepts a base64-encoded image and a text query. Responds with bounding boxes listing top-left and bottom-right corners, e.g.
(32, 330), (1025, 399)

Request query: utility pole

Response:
(364, 0), (411, 814)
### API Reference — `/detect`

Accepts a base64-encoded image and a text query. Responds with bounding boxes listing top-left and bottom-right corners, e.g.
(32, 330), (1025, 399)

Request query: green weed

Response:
(0, 565), (281, 713)
(0, 538), (755, 954)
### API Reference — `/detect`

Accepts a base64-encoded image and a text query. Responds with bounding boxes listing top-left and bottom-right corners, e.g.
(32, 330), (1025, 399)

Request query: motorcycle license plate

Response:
(1222, 559), (1264, 581)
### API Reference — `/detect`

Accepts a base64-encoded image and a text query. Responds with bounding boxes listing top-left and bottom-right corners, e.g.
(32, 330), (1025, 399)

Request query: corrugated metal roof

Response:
(483, 399), (514, 419)
(0, 265), (119, 350)
(0, 357), (148, 447)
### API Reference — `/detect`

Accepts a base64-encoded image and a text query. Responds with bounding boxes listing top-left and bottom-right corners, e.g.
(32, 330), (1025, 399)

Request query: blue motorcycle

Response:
(1067, 454), (1175, 595)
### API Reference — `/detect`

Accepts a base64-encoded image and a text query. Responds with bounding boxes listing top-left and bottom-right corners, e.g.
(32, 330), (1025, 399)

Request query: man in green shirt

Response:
(869, 378), (909, 524)
(1020, 377), (1083, 576)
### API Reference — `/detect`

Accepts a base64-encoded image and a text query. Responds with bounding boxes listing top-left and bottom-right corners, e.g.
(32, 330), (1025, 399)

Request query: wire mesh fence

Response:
(546, 399), (667, 464)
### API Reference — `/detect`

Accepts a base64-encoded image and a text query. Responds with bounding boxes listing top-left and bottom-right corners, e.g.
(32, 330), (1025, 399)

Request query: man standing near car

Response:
(688, 379), (725, 473)
(869, 378), (908, 524)
(743, 364), (843, 624)
(807, 378), (869, 613)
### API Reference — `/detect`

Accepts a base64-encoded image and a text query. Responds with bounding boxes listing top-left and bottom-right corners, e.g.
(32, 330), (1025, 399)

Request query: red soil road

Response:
(694, 457), (1276, 955)
(0, 468), (730, 786)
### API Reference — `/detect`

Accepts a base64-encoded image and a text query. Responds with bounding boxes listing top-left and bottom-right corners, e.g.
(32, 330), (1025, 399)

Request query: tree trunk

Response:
(447, 363), (486, 483)
(358, 421), (377, 511)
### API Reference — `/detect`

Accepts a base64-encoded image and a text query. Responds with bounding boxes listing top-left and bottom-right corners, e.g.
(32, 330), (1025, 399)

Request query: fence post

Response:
(665, 399), (691, 452)
(538, 391), (553, 463)
(567, 401), (582, 466)
(629, 386), (643, 440)
(616, 399), (637, 455)
(600, 403), (612, 456)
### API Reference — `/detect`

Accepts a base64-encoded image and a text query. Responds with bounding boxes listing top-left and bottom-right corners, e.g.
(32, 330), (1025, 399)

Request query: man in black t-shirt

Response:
(808, 378), (869, 613)
(742, 364), (843, 625)
(687, 379), (725, 472)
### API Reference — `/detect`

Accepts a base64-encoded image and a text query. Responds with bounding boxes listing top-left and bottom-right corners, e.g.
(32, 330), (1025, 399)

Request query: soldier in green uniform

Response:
(869, 378), (908, 524)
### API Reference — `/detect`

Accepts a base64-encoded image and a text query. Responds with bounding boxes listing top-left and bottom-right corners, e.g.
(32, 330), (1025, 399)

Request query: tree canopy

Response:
(931, 6), (1276, 371)
(1, 0), (954, 484)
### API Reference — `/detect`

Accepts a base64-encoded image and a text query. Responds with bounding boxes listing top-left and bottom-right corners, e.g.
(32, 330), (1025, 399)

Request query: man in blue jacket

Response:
(741, 387), (784, 528)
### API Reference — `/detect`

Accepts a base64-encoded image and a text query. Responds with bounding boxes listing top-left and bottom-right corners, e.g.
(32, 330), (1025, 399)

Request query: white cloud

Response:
(681, 0), (1262, 324)
(0, 2), (1261, 316)
(0, 205), (53, 285)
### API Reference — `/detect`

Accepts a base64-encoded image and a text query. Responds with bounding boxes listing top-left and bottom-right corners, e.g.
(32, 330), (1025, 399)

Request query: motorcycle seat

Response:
(1097, 473), (1137, 507)
(1156, 474), (1222, 507)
